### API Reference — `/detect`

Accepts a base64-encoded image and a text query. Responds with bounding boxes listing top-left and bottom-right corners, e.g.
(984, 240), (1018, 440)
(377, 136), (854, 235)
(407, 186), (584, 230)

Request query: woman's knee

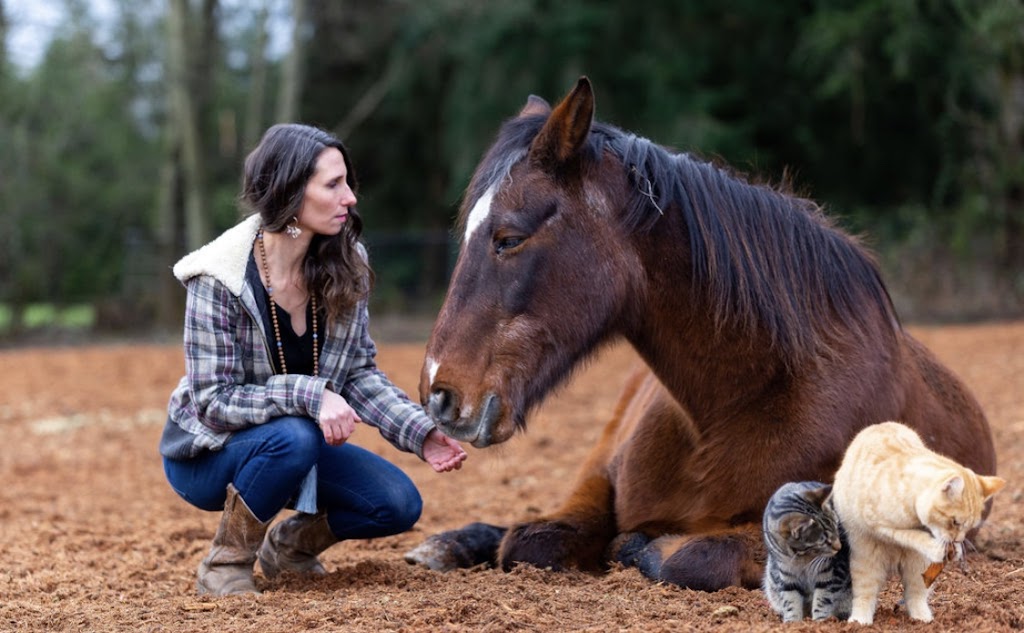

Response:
(347, 477), (422, 536)
(386, 482), (423, 532)
(264, 416), (321, 465)
(163, 457), (226, 512)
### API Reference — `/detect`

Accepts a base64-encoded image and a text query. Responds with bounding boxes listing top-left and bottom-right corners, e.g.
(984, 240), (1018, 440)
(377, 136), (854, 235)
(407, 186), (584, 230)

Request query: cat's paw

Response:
(848, 606), (875, 625)
(925, 540), (948, 563)
(907, 605), (934, 623)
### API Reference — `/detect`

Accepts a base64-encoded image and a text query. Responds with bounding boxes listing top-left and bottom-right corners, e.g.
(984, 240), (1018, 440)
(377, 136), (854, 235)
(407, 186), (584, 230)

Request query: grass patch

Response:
(21, 304), (58, 328)
(58, 304), (95, 329)
(0, 303), (96, 331)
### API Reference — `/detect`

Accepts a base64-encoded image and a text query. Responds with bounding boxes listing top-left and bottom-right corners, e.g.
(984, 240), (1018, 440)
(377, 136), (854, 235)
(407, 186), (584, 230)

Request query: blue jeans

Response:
(163, 416), (422, 540)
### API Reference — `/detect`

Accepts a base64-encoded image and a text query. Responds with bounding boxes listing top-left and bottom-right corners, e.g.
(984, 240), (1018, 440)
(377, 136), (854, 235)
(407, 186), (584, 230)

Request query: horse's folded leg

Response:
(632, 531), (764, 592)
(403, 522), (506, 571)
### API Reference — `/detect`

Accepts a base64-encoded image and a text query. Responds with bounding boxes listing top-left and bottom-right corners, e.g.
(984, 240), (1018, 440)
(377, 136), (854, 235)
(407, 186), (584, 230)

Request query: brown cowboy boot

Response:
(196, 484), (270, 596)
(257, 512), (337, 579)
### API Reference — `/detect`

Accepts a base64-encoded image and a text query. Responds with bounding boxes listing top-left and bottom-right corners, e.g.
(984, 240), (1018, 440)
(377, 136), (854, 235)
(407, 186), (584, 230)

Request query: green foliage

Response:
(1, 2), (162, 306)
(1, 0), (1021, 328)
(302, 0), (1021, 253)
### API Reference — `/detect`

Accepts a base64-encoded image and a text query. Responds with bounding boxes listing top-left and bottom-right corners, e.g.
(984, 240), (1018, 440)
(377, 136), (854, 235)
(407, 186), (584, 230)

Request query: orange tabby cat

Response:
(831, 421), (1005, 625)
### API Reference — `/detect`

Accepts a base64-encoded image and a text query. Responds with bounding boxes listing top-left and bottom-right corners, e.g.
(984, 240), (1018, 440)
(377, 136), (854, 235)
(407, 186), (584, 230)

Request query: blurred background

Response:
(0, 0), (1021, 345)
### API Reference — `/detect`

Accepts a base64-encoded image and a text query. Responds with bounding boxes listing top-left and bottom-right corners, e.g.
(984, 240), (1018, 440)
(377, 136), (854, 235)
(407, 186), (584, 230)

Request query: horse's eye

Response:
(494, 235), (525, 255)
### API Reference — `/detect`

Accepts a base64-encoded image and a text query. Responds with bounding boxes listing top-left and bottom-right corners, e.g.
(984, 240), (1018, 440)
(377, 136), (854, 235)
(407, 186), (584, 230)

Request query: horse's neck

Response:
(623, 221), (786, 420)
(628, 320), (782, 422)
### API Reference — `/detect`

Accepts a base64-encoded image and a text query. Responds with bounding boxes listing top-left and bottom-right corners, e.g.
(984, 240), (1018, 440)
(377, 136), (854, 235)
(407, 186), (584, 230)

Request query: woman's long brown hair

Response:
(241, 123), (374, 326)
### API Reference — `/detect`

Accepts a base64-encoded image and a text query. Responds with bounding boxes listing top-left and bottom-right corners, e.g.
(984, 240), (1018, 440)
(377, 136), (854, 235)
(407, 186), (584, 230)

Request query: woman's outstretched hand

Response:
(318, 390), (362, 446)
(422, 429), (468, 473)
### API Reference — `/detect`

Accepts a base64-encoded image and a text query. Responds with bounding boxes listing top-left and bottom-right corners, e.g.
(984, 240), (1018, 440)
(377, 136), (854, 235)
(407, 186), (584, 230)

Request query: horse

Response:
(405, 77), (997, 591)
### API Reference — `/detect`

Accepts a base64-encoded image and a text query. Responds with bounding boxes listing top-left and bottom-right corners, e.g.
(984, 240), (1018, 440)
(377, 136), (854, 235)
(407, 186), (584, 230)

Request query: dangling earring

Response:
(285, 216), (302, 239)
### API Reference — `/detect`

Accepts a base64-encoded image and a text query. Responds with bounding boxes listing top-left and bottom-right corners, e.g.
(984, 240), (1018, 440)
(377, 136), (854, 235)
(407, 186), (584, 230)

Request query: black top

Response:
(246, 253), (324, 376)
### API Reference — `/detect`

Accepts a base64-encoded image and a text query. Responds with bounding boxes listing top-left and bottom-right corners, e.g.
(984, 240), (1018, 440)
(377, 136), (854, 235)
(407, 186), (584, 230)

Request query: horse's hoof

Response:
(608, 532), (652, 567)
(404, 522), (506, 571)
(404, 539), (459, 571)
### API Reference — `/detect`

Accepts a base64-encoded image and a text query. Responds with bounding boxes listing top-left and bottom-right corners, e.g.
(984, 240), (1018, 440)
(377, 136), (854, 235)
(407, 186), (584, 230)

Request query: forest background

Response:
(1, 0), (1022, 342)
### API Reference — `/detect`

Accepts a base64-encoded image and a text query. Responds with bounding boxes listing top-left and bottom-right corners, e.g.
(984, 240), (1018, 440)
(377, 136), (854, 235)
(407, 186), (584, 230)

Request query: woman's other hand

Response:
(318, 390), (362, 446)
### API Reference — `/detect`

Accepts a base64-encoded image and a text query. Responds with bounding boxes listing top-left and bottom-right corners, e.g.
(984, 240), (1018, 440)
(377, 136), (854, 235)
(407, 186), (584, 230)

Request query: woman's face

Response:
(296, 147), (357, 236)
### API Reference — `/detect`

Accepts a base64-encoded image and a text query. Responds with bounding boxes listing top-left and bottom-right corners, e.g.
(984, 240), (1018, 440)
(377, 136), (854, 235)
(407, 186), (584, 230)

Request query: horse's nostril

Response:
(428, 387), (459, 423)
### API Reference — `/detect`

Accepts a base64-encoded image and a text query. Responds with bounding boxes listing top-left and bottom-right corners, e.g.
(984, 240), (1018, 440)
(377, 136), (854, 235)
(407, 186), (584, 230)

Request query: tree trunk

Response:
(244, 2), (270, 148)
(277, 0), (307, 123)
(997, 70), (1024, 274)
(167, 0), (212, 251)
(154, 132), (184, 331)
(155, 0), (221, 329)
(0, 0), (7, 73)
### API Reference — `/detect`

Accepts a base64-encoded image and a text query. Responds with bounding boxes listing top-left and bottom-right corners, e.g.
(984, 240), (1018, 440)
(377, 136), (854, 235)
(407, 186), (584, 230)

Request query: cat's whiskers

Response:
(807, 554), (832, 575)
(955, 540), (974, 571)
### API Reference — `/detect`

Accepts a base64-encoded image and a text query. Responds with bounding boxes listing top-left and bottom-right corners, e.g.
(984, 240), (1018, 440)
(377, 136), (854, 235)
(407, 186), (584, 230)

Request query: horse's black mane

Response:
(466, 115), (899, 364)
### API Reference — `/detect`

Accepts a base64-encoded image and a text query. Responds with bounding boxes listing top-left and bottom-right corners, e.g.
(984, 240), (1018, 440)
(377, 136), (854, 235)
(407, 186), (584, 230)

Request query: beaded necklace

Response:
(256, 229), (319, 377)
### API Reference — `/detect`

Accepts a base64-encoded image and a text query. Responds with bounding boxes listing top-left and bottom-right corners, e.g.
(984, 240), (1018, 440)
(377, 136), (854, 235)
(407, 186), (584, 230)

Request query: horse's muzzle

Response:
(427, 389), (502, 448)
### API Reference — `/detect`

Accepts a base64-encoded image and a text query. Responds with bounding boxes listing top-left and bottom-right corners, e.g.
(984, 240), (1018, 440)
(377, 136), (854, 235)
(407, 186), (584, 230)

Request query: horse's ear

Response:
(529, 76), (594, 168)
(519, 95), (551, 118)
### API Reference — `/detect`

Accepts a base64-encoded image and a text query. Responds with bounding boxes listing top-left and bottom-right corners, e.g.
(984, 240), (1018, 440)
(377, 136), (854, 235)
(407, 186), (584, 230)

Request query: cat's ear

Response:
(942, 475), (965, 500)
(979, 475), (1006, 499)
(805, 484), (832, 506)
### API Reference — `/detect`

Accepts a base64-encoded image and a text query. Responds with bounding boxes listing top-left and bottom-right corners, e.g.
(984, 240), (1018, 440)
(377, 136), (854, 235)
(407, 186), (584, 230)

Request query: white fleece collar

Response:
(172, 215), (261, 296)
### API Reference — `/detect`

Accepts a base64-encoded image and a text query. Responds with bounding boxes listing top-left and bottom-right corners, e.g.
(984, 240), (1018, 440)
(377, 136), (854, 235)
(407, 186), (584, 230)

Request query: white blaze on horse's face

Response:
(425, 184), (497, 426)
(428, 184), (495, 395)
(464, 184), (497, 242)
(425, 348), (474, 420)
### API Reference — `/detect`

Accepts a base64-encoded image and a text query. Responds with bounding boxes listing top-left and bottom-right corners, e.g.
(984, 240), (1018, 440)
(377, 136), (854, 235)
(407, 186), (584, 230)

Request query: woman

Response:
(160, 123), (467, 596)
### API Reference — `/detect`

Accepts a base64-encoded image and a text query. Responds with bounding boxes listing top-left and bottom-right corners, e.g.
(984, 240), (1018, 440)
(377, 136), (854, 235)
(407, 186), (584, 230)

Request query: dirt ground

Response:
(0, 321), (1021, 632)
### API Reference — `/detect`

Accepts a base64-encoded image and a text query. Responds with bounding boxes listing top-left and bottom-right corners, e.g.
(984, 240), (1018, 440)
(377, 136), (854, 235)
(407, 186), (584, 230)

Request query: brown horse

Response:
(407, 77), (997, 591)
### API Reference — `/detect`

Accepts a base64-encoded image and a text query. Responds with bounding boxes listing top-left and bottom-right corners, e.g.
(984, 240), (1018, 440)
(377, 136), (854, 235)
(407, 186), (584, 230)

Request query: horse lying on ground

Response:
(405, 77), (997, 591)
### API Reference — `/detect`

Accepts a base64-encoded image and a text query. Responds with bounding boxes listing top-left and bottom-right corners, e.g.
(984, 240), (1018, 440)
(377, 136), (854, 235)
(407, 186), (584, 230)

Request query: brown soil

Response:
(1, 322), (1022, 632)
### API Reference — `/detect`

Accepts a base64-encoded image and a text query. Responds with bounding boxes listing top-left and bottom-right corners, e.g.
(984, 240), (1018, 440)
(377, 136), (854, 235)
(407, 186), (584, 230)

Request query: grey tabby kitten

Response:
(762, 481), (852, 622)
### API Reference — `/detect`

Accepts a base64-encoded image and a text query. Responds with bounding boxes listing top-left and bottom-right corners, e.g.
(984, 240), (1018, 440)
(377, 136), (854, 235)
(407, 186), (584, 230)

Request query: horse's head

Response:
(420, 77), (642, 447)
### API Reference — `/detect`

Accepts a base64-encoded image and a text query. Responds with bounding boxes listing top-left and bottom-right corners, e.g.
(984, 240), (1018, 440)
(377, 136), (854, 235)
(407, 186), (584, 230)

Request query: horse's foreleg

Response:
(404, 444), (616, 574)
(616, 525), (765, 591)
(498, 472), (616, 572)
(405, 473), (614, 574)
(498, 369), (646, 574)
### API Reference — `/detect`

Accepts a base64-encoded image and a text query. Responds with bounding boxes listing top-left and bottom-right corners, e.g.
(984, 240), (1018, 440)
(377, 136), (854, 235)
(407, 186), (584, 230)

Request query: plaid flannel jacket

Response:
(160, 215), (435, 461)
